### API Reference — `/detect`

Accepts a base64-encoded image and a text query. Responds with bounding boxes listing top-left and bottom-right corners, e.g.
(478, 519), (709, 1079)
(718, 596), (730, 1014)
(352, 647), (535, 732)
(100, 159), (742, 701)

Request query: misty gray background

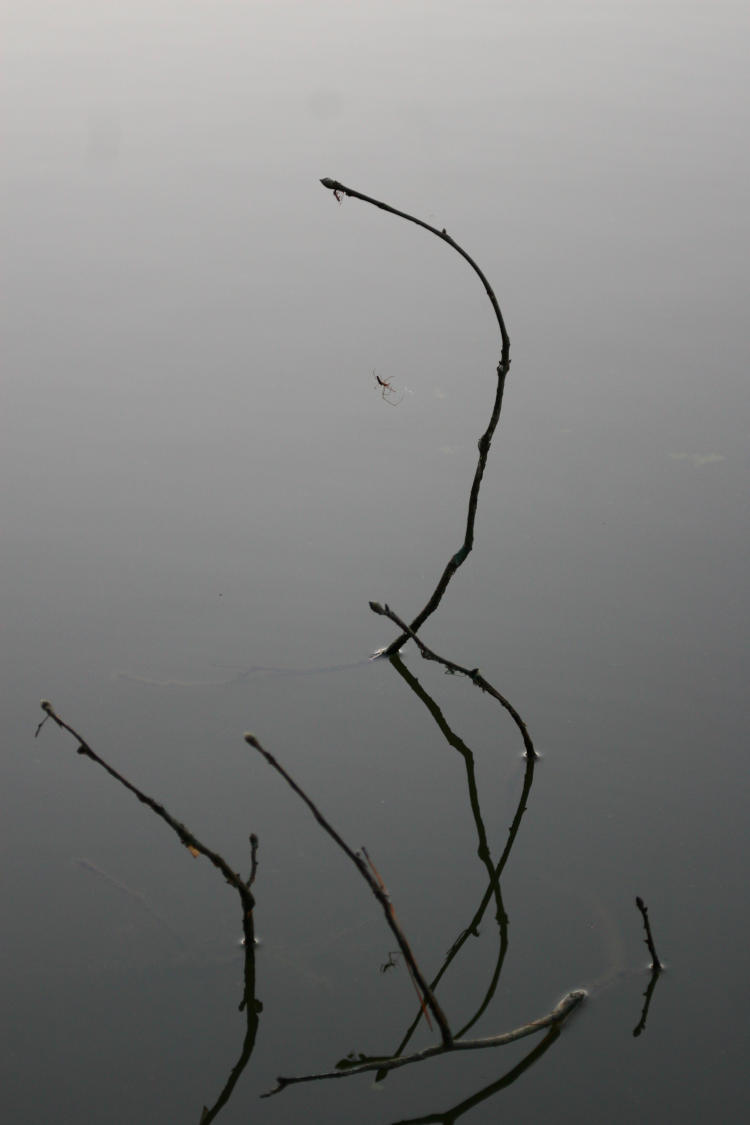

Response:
(2, 2), (748, 1123)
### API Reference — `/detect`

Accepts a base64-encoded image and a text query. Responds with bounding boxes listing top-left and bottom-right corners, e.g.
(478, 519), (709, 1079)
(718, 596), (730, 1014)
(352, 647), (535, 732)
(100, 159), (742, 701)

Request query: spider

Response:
(373, 370), (404, 406)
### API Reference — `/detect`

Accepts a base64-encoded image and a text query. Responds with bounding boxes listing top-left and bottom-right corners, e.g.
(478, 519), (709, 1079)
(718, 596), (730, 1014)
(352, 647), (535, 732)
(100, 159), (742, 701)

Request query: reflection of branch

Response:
(371, 603), (536, 758)
(36, 700), (262, 1122)
(320, 178), (511, 655)
(263, 990), (584, 1095)
(388, 654), (500, 885)
(36, 701), (256, 937)
(245, 732), (581, 1099)
(388, 1025), (562, 1125)
(385, 731), (535, 1063)
(386, 655), (536, 1056)
(244, 733), (453, 1046)
(632, 967), (661, 1039)
(199, 938), (261, 1123)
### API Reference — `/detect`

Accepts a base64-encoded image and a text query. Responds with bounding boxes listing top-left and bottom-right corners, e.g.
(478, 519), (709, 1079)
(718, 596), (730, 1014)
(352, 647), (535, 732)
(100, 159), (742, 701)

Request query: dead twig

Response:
(635, 896), (663, 971)
(321, 177), (511, 656)
(262, 989), (585, 1095)
(362, 846), (432, 1030)
(244, 732), (452, 1047)
(35, 700), (256, 939)
(320, 178), (509, 352)
(370, 603), (537, 758)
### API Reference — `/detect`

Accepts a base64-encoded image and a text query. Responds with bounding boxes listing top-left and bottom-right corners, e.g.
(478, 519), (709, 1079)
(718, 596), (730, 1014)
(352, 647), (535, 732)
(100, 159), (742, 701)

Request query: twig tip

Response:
(243, 733), (261, 749)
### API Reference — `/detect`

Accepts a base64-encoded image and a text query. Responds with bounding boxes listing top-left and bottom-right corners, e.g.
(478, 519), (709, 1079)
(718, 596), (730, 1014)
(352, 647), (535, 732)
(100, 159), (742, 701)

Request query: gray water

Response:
(3, 2), (749, 1122)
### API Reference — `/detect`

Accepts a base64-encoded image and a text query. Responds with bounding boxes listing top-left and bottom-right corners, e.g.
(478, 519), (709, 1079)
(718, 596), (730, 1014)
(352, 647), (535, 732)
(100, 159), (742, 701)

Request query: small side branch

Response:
(370, 604), (537, 759)
(635, 896), (663, 971)
(244, 733), (453, 1047)
(262, 989), (585, 1095)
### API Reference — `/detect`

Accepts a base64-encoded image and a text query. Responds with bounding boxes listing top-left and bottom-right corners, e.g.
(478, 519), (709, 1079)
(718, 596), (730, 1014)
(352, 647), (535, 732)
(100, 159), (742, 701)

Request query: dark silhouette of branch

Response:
(320, 177), (511, 656)
(199, 936), (261, 1123)
(635, 896), (663, 971)
(387, 1025), (563, 1125)
(37, 700), (263, 1121)
(632, 966), (661, 1038)
(383, 654), (536, 1065)
(320, 178), (509, 350)
(371, 604), (537, 758)
(35, 701), (256, 941)
(262, 990), (585, 1095)
(244, 732), (453, 1047)
(243, 728), (577, 1101)
(632, 896), (664, 1037)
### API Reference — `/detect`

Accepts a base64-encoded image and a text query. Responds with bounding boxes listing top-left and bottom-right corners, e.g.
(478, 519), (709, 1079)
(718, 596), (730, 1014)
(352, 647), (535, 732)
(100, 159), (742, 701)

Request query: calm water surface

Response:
(3, 2), (749, 1122)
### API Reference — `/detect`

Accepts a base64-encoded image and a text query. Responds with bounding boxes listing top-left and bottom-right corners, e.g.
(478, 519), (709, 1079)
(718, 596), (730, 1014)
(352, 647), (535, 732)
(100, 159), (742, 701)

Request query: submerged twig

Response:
(321, 177), (511, 655)
(371, 603), (536, 758)
(262, 989), (585, 1095)
(244, 732), (452, 1046)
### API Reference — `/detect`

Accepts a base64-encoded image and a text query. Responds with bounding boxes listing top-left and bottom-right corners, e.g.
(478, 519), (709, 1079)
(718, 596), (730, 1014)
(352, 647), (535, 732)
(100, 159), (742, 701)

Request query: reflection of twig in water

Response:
(244, 730), (579, 1097)
(264, 991), (583, 1094)
(383, 655), (537, 1066)
(36, 700), (261, 1124)
(245, 732), (452, 1046)
(199, 936), (261, 1124)
(372, 603), (537, 759)
(385, 657), (529, 1043)
(632, 966), (661, 1039)
(386, 1025), (563, 1125)
(320, 177), (511, 656)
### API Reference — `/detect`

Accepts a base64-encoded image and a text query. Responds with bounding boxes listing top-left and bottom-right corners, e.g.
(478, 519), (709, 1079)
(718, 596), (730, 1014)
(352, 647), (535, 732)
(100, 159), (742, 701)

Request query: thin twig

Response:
(362, 846), (433, 1031)
(36, 700), (255, 935)
(199, 934), (260, 1123)
(383, 655), (536, 1068)
(262, 989), (585, 1095)
(632, 967), (661, 1038)
(635, 896), (663, 971)
(247, 833), (260, 889)
(320, 178), (509, 351)
(320, 177), (511, 656)
(244, 732), (453, 1047)
(371, 604), (537, 758)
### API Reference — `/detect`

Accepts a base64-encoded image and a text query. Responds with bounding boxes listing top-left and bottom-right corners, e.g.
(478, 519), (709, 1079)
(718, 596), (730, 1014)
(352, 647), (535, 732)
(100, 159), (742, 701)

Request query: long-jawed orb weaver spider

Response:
(373, 370), (404, 406)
